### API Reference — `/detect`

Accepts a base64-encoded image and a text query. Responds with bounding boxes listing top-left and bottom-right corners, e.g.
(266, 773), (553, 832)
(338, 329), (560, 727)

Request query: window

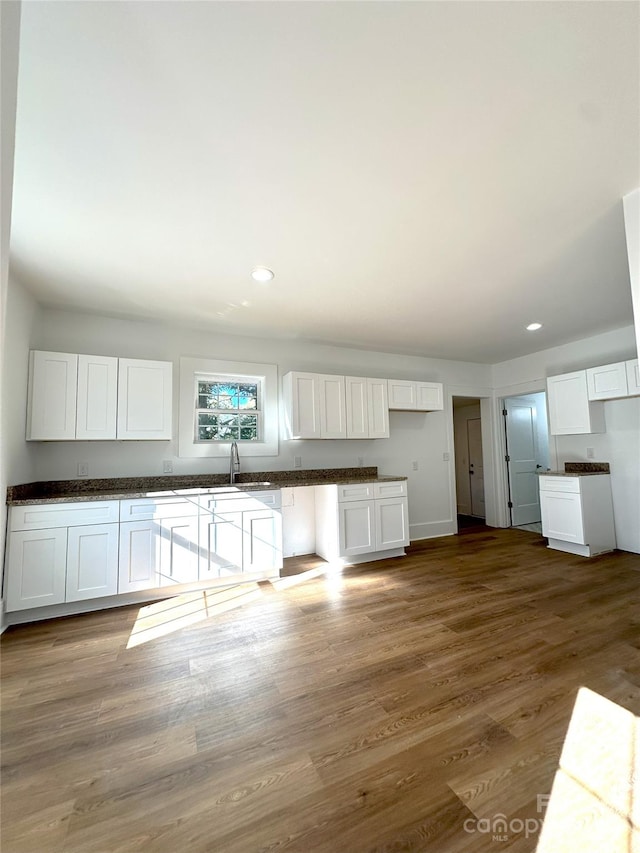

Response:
(195, 378), (261, 442)
(179, 357), (278, 458)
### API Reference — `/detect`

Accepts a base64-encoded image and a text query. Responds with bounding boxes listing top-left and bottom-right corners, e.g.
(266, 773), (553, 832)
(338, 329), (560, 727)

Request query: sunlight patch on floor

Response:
(537, 686), (638, 851)
(126, 584), (262, 648)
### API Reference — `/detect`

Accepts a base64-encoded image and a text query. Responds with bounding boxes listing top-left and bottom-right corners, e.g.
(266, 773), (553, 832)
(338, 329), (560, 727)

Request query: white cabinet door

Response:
(339, 500), (375, 556)
(626, 359), (640, 396)
(66, 523), (119, 601)
(5, 528), (68, 611)
(243, 508), (283, 573)
(157, 516), (199, 586)
(416, 382), (444, 411)
(199, 511), (244, 579)
(118, 520), (161, 592)
(367, 378), (389, 438)
(318, 374), (346, 439)
(546, 371), (605, 435)
(345, 377), (369, 439)
(586, 362), (628, 400)
(76, 354), (118, 440)
(117, 358), (173, 440)
(26, 351), (78, 440)
(388, 379), (417, 410)
(375, 497), (409, 550)
(540, 492), (585, 544)
(282, 372), (321, 439)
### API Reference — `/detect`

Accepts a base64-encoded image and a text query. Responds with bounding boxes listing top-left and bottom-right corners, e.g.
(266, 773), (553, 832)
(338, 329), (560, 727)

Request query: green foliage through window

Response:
(195, 380), (260, 441)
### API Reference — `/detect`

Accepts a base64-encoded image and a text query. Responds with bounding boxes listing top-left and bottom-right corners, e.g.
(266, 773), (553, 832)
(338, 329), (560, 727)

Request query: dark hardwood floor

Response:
(2, 528), (639, 852)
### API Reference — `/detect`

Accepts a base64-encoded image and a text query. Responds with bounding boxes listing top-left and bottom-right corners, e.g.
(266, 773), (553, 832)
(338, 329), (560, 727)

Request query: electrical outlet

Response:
(586, 447), (595, 459)
(442, 452), (450, 462)
(163, 460), (173, 473)
(412, 460), (418, 471)
(294, 455), (302, 468)
(357, 457), (364, 467)
(77, 462), (89, 477)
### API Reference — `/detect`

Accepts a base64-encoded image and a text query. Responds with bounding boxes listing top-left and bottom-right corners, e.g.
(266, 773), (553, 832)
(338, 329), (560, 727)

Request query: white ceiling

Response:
(10, 1), (640, 363)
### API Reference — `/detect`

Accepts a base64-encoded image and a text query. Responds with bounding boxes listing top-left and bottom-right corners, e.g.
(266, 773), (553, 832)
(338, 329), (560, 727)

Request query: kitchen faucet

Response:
(230, 441), (240, 484)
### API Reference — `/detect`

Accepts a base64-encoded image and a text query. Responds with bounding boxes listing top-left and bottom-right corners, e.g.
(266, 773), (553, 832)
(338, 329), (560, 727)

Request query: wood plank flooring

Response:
(2, 528), (639, 852)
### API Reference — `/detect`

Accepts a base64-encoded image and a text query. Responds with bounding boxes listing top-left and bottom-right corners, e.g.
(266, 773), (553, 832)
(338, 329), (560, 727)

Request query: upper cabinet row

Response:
(546, 358), (639, 435)
(282, 372), (443, 439)
(27, 351), (173, 441)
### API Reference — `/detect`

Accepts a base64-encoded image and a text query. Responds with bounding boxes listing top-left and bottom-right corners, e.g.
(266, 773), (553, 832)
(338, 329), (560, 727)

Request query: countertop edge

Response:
(7, 470), (408, 506)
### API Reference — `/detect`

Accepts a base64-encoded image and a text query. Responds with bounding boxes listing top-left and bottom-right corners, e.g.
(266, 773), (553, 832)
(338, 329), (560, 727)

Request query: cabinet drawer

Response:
(337, 482), (374, 502)
(199, 490), (281, 513)
(120, 497), (200, 521)
(10, 501), (120, 531)
(538, 476), (581, 494)
(373, 481), (407, 499)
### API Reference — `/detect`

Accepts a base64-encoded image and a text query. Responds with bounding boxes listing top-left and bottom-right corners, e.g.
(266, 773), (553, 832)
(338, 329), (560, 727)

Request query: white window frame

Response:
(194, 373), (263, 443)
(179, 357), (279, 457)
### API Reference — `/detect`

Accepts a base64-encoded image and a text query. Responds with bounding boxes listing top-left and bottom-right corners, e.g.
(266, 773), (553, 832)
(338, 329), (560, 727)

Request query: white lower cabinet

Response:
(539, 475), (615, 557)
(199, 510), (244, 578)
(5, 528), (68, 611)
(118, 514), (200, 592)
(315, 480), (409, 563)
(243, 508), (283, 573)
(339, 501), (376, 556)
(375, 497), (409, 550)
(66, 523), (119, 601)
(6, 501), (121, 611)
(199, 492), (283, 578)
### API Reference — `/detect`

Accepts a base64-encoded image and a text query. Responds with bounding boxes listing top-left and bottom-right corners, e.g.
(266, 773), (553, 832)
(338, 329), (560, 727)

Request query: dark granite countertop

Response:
(6, 467), (408, 505)
(538, 462), (610, 477)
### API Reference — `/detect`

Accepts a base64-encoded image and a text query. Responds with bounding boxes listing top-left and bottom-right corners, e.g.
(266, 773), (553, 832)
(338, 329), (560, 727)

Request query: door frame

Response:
(448, 389), (495, 532)
(492, 382), (558, 528)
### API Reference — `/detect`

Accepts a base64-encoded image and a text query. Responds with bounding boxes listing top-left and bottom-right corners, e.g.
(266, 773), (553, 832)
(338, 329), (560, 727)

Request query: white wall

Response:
(623, 189), (640, 358)
(493, 324), (640, 553)
(1, 0), (22, 632)
(2, 277), (38, 486)
(25, 305), (493, 541)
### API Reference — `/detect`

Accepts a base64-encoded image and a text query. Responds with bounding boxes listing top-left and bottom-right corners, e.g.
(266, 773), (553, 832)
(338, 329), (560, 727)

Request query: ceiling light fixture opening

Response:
(251, 267), (274, 283)
(526, 322), (543, 331)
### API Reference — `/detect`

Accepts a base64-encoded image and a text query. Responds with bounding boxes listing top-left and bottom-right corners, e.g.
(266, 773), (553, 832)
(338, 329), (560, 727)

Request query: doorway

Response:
(502, 392), (550, 531)
(453, 397), (486, 528)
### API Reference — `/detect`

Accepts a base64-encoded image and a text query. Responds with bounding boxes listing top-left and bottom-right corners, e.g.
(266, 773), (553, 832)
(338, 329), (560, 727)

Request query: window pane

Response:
(198, 413), (217, 427)
(240, 426), (258, 440)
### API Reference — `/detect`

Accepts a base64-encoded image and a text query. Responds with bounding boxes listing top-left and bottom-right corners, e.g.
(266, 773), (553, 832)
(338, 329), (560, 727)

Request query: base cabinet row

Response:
(5, 495), (283, 612)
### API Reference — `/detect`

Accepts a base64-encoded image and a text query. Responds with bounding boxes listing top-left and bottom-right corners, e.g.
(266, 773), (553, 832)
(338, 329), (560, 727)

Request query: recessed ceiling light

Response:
(251, 267), (274, 283)
(526, 322), (543, 331)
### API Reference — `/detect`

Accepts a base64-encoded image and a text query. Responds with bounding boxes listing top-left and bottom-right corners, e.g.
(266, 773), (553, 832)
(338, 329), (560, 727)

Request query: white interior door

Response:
(504, 396), (543, 526)
(467, 418), (485, 518)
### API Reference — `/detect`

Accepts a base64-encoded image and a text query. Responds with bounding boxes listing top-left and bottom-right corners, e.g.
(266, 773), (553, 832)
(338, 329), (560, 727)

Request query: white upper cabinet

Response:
(416, 382), (444, 411)
(27, 351), (173, 441)
(76, 354), (118, 440)
(318, 374), (347, 439)
(282, 371), (321, 439)
(27, 351), (78, 440)
(345, 376), (369, 439)
(366, 378), (390, 438)
(345, 377), (389, 439)
(586, 362), (628, 400)
(388, 379), (444, 411)
(116, 359), (173, 440)
(388, 379), (416, 410)
(626, 358), (640, 396)
(547, 371), (606, 435)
